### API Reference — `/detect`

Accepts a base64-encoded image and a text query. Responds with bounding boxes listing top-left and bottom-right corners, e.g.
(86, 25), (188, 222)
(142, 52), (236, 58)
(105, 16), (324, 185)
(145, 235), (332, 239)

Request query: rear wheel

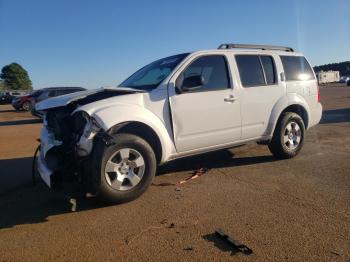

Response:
(22, 101), (32, 111)
(268, 112), (305, 159)
(93, 133), (156, 203)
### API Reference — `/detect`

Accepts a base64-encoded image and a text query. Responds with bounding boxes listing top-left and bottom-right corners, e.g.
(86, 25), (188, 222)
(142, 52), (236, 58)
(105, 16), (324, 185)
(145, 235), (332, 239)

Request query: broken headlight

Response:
(73, 111), (101, 156)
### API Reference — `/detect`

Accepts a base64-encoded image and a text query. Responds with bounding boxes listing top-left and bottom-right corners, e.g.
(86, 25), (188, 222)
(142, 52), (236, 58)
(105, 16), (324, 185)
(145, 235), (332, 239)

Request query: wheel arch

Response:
(279, 104), (309, 129)
(108, 121), (163, 164)
(78, 104), (175, 164)
(265, 94), (310, 138)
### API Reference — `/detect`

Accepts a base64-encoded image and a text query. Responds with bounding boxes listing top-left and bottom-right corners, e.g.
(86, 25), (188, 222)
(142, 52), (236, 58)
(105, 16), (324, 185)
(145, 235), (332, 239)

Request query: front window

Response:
(180, 55), (230, 92)
(120, 53), (190, 90)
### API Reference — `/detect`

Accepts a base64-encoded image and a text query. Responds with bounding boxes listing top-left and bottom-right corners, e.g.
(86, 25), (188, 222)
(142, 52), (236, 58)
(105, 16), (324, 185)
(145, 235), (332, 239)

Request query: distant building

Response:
(316, 70), (340, 84)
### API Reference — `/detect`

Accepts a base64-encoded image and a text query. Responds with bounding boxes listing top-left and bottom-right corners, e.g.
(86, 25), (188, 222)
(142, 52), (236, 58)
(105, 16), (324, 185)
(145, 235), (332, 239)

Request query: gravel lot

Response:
(0, 83), (349, 261)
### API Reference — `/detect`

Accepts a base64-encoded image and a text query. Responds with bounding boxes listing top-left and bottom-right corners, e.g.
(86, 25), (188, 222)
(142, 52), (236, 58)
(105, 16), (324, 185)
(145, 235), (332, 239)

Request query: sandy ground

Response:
(0, 83), (349, 261)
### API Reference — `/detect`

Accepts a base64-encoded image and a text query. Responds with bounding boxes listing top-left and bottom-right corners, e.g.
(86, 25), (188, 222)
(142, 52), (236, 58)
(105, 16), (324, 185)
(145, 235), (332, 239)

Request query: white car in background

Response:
(339, 76), (350, 83)
(35, 43), (322, 203)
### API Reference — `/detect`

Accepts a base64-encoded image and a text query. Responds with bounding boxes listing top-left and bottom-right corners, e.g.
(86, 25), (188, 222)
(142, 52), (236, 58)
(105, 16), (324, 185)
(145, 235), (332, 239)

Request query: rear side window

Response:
(182, 55), (230, 91)
(280, 56), (315, 81)
(48, 91), (56, 97)
(235, 55), (276, 87)
(56, 90), (75, 96)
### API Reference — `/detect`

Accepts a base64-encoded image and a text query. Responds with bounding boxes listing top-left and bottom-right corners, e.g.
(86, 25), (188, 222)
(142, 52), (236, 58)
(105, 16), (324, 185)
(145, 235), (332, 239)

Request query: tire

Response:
(268, 112), (305, 159)
(92, 133), (156, 203)
(22, 101), (32, 111)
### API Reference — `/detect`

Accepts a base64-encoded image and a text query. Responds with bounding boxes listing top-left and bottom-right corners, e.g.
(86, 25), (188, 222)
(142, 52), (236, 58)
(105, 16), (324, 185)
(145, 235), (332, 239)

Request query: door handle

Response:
(224, 95), (236, 103)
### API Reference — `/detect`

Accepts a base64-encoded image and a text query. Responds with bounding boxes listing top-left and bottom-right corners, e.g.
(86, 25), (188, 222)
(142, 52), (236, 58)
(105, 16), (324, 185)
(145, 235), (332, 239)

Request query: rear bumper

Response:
(308, 102), (322, 128)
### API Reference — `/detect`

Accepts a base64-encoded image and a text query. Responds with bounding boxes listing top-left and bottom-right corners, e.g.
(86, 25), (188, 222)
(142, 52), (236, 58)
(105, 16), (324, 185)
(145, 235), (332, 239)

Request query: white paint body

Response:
(36, 48), (322, 186)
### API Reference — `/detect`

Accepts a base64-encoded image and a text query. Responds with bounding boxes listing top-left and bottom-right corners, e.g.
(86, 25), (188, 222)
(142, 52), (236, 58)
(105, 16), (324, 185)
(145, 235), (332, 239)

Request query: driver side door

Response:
(169, 54), (241, 153)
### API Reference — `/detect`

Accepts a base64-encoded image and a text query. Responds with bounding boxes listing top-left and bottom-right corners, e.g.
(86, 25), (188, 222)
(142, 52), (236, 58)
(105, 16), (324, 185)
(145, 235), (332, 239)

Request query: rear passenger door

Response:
(235, 54), (285, 139)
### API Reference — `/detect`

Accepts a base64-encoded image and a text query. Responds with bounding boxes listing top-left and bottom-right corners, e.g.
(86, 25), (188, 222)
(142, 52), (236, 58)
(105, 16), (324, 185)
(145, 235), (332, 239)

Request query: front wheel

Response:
(93, 133), (156, 203)
(268, 112), (305, 159)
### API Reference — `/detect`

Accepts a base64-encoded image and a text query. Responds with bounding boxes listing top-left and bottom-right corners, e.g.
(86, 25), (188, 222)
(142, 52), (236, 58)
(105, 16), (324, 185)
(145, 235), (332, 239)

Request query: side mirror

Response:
(181, 75), (204, 92)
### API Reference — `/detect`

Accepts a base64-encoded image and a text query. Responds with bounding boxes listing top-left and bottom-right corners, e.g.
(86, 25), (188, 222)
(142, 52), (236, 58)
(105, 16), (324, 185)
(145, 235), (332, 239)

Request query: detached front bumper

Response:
(37, 127), (62, 188)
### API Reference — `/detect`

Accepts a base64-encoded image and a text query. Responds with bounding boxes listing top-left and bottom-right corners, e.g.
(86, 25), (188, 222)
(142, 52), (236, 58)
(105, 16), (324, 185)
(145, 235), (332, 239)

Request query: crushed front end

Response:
(34, 87), (143, 194)
(37, 107), (101, 192)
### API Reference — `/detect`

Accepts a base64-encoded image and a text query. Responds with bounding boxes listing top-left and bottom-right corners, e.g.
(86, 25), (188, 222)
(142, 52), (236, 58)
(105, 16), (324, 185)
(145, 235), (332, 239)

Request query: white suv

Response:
(36, 43), (322, 203)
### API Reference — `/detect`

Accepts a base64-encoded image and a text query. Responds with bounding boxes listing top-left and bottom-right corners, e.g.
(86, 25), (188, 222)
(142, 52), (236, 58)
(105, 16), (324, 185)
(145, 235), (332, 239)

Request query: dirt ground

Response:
(0, 83), (349, 261)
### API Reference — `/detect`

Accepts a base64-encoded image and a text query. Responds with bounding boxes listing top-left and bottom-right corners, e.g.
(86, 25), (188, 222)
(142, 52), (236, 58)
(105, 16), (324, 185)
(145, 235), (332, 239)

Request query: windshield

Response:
(119, 53), (190, 90)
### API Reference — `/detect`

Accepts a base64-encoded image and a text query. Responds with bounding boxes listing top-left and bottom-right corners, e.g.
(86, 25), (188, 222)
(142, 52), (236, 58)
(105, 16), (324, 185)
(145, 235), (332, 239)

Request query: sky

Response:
(0, 0), (349, 89)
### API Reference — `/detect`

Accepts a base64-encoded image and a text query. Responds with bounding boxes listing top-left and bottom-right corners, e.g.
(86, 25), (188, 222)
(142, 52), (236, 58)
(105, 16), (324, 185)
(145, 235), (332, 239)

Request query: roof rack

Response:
(218, 43), (294, 52)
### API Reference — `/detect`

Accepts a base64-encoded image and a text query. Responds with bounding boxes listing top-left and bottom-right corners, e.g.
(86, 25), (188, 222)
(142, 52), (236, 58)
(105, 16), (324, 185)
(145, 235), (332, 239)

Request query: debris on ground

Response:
(179, 168), (209, 184)
(330, 250), (340, 256)
(151, 182), (176, 186)
(69, 198), (77, 212)
(152, 167), (209, 188)
(215, 229), (253, 256)
(124, 226), (163, 245)
(183, 246), (194, 251)
(168, 223), (175, 229)
(160, 219), (168, 224)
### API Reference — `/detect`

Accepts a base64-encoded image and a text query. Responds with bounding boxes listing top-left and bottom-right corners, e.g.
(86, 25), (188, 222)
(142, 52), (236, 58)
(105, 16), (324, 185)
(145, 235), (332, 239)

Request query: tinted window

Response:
(260, 56), (276, 84)
(281, 56), (315, 81)
(47, 90), (56, 97)
(181, 55), (230, 91)
(236, 55), (265, 87)
(55, 89), (76, 96)
(30, 90), (43, 97)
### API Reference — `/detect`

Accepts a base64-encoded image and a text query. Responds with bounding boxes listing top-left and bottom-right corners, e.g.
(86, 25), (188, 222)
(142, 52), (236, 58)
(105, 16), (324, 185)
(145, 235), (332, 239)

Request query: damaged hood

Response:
(36, 87), (144, 111)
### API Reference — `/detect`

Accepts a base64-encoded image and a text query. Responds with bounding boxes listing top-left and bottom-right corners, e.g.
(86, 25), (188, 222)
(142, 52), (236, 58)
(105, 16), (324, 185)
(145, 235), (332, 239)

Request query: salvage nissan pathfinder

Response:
(35, 43), (322, 203)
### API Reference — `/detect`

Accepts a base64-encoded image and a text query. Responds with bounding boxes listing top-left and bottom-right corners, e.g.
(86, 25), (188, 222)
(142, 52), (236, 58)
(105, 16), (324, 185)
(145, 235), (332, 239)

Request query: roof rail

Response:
(218, 43), (294, 52)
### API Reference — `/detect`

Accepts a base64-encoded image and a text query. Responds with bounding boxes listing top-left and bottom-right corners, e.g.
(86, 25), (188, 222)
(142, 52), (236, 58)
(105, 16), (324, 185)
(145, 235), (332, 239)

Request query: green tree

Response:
(0, 63), (32, 90)
(0, 80), (6, 90)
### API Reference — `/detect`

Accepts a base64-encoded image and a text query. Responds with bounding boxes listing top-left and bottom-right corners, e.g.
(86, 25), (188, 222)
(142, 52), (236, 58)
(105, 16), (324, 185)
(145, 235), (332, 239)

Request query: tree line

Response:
(0, 63), (32, 90)
(313, 61), (350, 76)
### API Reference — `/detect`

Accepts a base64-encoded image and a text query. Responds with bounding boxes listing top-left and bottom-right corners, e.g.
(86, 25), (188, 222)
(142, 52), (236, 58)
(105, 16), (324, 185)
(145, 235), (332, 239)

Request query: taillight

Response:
(317, 85), (320, 102)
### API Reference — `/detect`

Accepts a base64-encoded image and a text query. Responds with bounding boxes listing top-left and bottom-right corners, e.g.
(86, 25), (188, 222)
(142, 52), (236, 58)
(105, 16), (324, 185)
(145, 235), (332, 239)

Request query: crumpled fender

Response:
(74, 103), (175, 163)
(264, 93), (310, 137)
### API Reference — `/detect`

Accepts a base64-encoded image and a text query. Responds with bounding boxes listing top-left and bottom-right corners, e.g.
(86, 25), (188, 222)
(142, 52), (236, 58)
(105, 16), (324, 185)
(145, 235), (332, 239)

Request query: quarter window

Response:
(280, 56), (315, 81)
(181, 55), (230, 91)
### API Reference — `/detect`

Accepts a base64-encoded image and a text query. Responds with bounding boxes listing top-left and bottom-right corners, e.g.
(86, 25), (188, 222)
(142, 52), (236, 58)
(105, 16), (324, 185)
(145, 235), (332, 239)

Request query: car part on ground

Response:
(215, 229), (253, 255)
